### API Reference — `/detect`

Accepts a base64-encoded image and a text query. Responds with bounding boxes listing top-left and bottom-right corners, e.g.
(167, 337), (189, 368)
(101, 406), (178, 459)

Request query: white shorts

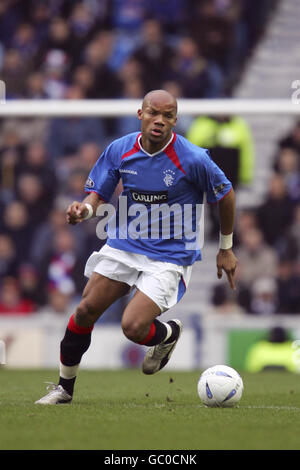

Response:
(84, 244), (192, 313)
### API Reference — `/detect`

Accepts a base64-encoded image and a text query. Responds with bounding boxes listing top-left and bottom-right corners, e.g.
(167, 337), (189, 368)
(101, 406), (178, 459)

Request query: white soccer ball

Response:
(197, 365), (243, 408)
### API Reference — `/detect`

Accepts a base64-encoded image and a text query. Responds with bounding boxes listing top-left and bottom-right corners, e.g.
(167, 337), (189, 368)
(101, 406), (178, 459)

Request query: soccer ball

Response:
(197, 365), (243, 408)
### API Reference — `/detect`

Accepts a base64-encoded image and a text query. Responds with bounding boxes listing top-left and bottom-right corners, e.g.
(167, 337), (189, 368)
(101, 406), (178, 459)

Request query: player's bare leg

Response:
(121, 289), (182, 374)
(35, 273), (130, 404)
(74, 272), (130, 327)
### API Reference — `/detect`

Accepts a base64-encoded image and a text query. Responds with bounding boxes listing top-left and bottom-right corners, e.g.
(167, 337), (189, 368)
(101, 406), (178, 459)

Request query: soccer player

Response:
(35, 90), (237, 404)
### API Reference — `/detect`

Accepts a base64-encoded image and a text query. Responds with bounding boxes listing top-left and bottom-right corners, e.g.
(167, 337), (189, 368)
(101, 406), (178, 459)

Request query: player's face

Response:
(138, 99), (177, 150)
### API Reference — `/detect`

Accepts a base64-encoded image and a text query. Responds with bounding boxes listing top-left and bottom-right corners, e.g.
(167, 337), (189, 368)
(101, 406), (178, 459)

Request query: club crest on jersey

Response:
(163, 169), (175, 187)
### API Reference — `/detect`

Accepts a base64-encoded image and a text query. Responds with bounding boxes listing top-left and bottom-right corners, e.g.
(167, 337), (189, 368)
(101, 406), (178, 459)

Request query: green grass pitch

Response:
(0, 368), (300, 450)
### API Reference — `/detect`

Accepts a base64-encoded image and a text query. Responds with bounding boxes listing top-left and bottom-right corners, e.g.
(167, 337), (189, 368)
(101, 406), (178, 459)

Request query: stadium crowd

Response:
(1, 0), (297, 318)
(0, 0), (275, 100)
(212, 120), (300, 315)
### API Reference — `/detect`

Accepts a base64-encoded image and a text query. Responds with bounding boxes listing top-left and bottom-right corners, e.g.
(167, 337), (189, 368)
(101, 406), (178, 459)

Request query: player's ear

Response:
(137, 108), (143, 121)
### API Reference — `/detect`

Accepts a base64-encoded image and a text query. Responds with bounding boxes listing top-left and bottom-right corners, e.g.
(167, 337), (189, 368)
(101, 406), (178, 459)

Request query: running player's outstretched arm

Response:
(66, 192), (104, 225)
(216, 188), (238, 290)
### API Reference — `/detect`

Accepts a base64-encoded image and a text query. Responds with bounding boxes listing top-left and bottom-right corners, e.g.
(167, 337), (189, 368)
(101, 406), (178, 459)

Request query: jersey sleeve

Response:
(84, 142), (120, 202)
(191, 149), (232, 203)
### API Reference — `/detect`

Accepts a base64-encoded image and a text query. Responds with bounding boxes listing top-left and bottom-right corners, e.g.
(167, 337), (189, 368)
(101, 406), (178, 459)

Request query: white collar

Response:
(138, 133), (174, 157)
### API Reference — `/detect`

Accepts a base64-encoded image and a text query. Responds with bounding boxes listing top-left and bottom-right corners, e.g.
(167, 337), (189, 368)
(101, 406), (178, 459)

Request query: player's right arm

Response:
(67, 138), (125, 225)
(66, 192), (104, 225)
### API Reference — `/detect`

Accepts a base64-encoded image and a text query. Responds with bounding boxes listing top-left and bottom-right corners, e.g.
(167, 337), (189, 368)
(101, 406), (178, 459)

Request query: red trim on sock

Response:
(68, 314), (94, 334)
(138, 322), (156, 345)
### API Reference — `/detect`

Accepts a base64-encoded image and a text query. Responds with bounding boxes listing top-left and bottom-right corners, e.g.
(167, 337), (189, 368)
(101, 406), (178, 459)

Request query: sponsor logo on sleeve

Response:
(85, 177), (95, 188)
(213, 183), (225, 196)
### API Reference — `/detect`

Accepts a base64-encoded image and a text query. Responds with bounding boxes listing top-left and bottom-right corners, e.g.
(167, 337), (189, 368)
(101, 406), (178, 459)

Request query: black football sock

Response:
(164, 320), (180, 344)
(59, 314), (93, 396)
(138, 319), (178, 346)
(58, 376), (76, 397)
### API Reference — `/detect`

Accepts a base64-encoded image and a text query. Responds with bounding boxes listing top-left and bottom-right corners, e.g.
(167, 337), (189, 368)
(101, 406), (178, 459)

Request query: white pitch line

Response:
(195, 404), (300, 410)
(239, 405), (300, 411)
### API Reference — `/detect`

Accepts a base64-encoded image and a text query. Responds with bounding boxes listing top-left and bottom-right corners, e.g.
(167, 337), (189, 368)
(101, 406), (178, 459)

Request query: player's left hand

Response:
(216, 249), (238, 290)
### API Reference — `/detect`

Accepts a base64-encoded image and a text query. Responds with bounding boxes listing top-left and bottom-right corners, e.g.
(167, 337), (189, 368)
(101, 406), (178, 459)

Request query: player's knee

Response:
(122, 319), (147, 343)
(75, 301), (98, 327)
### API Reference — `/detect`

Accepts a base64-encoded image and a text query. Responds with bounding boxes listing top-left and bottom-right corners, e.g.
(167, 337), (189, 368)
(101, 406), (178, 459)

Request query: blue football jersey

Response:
(84, 132), (232, 266)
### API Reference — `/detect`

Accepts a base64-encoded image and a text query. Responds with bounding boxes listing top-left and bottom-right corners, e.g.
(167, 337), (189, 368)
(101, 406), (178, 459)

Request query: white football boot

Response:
(142, 319), (182, 375)
(35, 383), (72, 405)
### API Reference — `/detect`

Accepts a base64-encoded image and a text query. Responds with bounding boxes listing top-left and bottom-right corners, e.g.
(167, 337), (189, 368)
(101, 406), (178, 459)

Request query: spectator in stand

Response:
(41, 49), (70, 99)
(149, 0), (186, 35)
(57, 141), (102, 177)
(169, 36), (224, 98)
(0, 48), (31, 98)
(30, 197), (88, 267)
(110, 0), (147, 33)
(186, 0), (243, 83)
(235, 227), (278, 288)
(211, 281), (246, 315)
(117, 56), (142, 89)
(68, 2), (98, 50)
(214, 226), (280, 316)
(289, 203), (300, 261)
(64, 169), (89, 203)
(72, 64), (98, 99)
(0, 0), (273, 105)
(16, 173), (51, 229)
(244, 326), (298, 372)
(234, 209), (258, 247)
(40, 286), (78, 319)
(82, 34), (122, 98)
(278, 119), (300, 156)
(256, 174), (294, 248)
(132, 19), (175, 93)
(0, 147), (20, 204)
(46, 85), (105, 161)
(0, 234), (17, 278)
(273, 147), (300, 204)
(248, 277), (278, 315)
(38, 227), (87, 300)
(0, 201), (32, 264)
(35, 16), (78, 69)
(24, 71), (48, 99)
(0, 116), (48, 149)
(29, 2), (52, 43)
(186, 115), (255, 189)
(0, 1), (22, 49)
(10, 23), (38, 62)
(77, 142), (102, 172)
(276, 259), (300, 314)
(186, 114), (255, 238)
(0, 122), (24, 154)
(0, 276), (35, 315)
(17, 263), (46, 307)
(18, 139), (57, 204)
